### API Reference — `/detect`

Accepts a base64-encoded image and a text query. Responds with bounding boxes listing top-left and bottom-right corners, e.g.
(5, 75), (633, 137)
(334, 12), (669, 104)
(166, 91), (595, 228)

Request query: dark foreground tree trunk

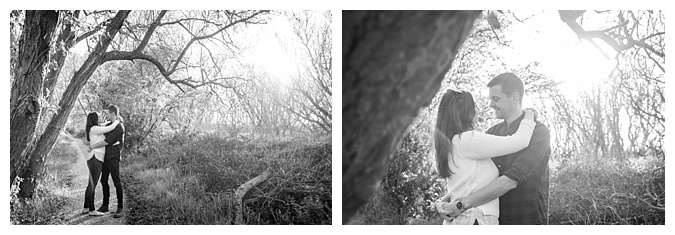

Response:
(342, 10), (480, 224)
(10, 10), (60, 188)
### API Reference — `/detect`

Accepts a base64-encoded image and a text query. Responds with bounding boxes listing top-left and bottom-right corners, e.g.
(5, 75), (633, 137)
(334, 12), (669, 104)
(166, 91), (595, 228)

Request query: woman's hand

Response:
(436, 194), (462, 221)
(435, 194), (451, 212)
(524, 108), (537, 121)
(438, 199), (464, 221)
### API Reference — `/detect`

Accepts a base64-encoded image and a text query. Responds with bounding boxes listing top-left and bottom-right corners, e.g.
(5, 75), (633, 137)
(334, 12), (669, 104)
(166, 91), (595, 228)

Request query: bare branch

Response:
(642, 47), (665, 73)
(169, 10), (269, 74)
(134, 10), (167, 53)
(161, 17), (222, 27)
(507, 10), (535, 23)
(102, 10), (268, 94)
(75, 25), (104, 45)
(559, 10), (664, 59)
(102, 50), (189, 92)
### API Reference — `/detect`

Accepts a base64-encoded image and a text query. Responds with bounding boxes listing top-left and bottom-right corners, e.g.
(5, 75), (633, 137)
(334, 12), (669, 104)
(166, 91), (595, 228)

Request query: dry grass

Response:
(124, 132), (331, 224)
(549, 156), (665, 225)
(349, 188), (406, 225)
(352, 154), (665, 225)
(10, 135), (76, 224)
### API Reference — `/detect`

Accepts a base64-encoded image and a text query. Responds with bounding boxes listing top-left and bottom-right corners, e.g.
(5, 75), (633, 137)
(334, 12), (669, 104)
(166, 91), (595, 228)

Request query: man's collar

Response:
(504, 112), (526, 129)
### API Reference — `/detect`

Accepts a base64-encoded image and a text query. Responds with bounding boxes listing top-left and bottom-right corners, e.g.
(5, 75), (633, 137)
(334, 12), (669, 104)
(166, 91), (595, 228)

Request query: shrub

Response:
(124, 132), (331, 224)
(381, 133), (444, 224)
(549, 156), (664, 225)
(244, 136), (332, 224)
(350, 187), (406, 225)
(352, 129), (445, 225)
(353, 132), (666, 225)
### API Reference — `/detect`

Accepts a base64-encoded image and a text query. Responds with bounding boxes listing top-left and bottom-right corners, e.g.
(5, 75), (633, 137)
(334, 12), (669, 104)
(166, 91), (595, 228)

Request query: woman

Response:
(82, 112), (119, 216)
(433, 89), (535, 225)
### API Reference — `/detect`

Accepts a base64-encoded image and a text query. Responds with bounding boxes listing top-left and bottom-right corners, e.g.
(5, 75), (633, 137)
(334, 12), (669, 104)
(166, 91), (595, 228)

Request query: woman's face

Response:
(97, 112), (106, 124)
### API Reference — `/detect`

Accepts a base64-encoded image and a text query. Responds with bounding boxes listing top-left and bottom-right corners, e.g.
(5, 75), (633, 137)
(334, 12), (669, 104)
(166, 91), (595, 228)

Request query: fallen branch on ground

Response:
(235, 168), (272, 225)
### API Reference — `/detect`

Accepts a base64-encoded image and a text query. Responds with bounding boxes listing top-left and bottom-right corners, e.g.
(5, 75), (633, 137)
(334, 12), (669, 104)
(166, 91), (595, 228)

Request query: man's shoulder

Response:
(486, 122), (503, 134)
(533, 120), (551, 135)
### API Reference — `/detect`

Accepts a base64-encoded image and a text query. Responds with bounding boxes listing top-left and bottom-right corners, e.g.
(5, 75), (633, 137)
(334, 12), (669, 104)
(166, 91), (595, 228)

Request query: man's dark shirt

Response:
(103, 120), (125, 159)
(487, 113), (551, 225)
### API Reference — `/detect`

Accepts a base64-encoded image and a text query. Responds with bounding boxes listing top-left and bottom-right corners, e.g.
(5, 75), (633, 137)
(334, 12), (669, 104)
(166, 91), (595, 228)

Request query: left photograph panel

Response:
(9, 10), (332, 225)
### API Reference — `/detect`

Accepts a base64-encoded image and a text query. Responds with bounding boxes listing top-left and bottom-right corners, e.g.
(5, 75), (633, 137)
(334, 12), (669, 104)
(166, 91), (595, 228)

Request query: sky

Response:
(243, 13), (300, 87)
(499, 10), (618, 99)
(506, 10), (666, 155)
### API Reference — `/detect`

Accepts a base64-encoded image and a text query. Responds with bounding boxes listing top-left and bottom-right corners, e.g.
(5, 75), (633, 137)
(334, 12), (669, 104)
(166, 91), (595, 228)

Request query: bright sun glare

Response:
(539, 33), (617, 98)
(506, 11), (617, 99)
(247, 16), (298, 87)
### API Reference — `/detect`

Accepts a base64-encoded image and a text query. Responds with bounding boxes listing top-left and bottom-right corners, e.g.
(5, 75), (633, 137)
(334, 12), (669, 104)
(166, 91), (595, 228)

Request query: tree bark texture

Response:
(10, 10), (60, 187)
(342, 10), (480, 224)
(37, 11), (80, 139)
(12, 10), (131, 198)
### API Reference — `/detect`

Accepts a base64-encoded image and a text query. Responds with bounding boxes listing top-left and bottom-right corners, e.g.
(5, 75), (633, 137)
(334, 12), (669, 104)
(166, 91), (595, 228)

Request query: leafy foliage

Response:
(380, 131), (444, 224)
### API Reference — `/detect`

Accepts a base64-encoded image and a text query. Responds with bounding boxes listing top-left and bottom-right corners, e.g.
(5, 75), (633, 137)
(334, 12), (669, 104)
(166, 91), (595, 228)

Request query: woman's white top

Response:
(443, 118), (535, 218)
(87, 120), (119, 162)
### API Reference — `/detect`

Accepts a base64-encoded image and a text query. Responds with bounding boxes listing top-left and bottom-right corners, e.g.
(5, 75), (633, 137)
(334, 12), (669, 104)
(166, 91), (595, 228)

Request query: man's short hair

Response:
(487, 72), (525, 103)
(106, 105), (119, 116)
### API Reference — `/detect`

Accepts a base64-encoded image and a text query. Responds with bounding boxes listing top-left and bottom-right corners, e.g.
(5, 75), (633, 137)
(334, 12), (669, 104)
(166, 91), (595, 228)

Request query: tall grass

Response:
(549, 156), (665, 224)
(352, 154), (665, 225)
(10, 135), (76, 225)
(349, 188), (409, 225)
(124, 132), (331, 224)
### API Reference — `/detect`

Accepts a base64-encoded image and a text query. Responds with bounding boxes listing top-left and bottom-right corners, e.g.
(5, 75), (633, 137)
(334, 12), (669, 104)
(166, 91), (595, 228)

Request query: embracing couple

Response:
(434, 73), (551, 225)
(82, 105), (126, 218)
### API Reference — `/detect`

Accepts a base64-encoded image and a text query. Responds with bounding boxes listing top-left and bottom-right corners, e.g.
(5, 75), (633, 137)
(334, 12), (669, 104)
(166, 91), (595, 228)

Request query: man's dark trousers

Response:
(101, 145), (123, 209)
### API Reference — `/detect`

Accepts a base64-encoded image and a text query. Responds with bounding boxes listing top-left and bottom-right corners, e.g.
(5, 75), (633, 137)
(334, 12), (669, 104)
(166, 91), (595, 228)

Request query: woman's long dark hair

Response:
(434, 90), (476, 178)
(85, 112), (99, 142)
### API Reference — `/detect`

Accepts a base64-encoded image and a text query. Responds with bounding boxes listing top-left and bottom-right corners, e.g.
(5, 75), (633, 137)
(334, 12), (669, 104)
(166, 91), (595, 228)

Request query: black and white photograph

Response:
(5, 2), (671, 234)
(9, 10), (332, 225)
(343, 10), (664, 225)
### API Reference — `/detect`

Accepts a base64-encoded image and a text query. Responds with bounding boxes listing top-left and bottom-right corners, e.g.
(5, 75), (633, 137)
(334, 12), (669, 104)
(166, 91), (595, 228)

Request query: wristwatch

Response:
(456, 199), (465, 211)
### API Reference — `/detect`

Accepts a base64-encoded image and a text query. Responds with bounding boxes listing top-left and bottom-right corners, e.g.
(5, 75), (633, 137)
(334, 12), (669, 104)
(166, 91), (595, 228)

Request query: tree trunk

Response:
(342, 10), (480, 224)
(10, 11), (60, 187)
(39, 11), (79, 116)
(14, 10), (131, 198)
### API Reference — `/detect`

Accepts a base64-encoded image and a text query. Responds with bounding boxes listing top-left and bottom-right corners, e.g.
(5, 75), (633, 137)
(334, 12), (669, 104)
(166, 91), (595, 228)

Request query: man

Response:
(438, 73), (551, 224)
(90, 105), (126, 218)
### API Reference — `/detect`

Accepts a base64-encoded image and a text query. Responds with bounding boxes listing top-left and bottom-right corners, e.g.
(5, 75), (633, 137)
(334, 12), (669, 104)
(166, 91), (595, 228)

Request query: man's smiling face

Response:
(488, 84), (518, 120)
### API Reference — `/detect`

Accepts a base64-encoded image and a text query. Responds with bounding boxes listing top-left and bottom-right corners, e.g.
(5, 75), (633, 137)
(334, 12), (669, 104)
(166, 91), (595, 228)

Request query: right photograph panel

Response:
(342, 10), (664, 225)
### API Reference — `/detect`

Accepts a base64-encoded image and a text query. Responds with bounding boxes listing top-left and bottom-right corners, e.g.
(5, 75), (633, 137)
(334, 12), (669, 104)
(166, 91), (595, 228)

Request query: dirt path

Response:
(59, 134), (125, 225)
